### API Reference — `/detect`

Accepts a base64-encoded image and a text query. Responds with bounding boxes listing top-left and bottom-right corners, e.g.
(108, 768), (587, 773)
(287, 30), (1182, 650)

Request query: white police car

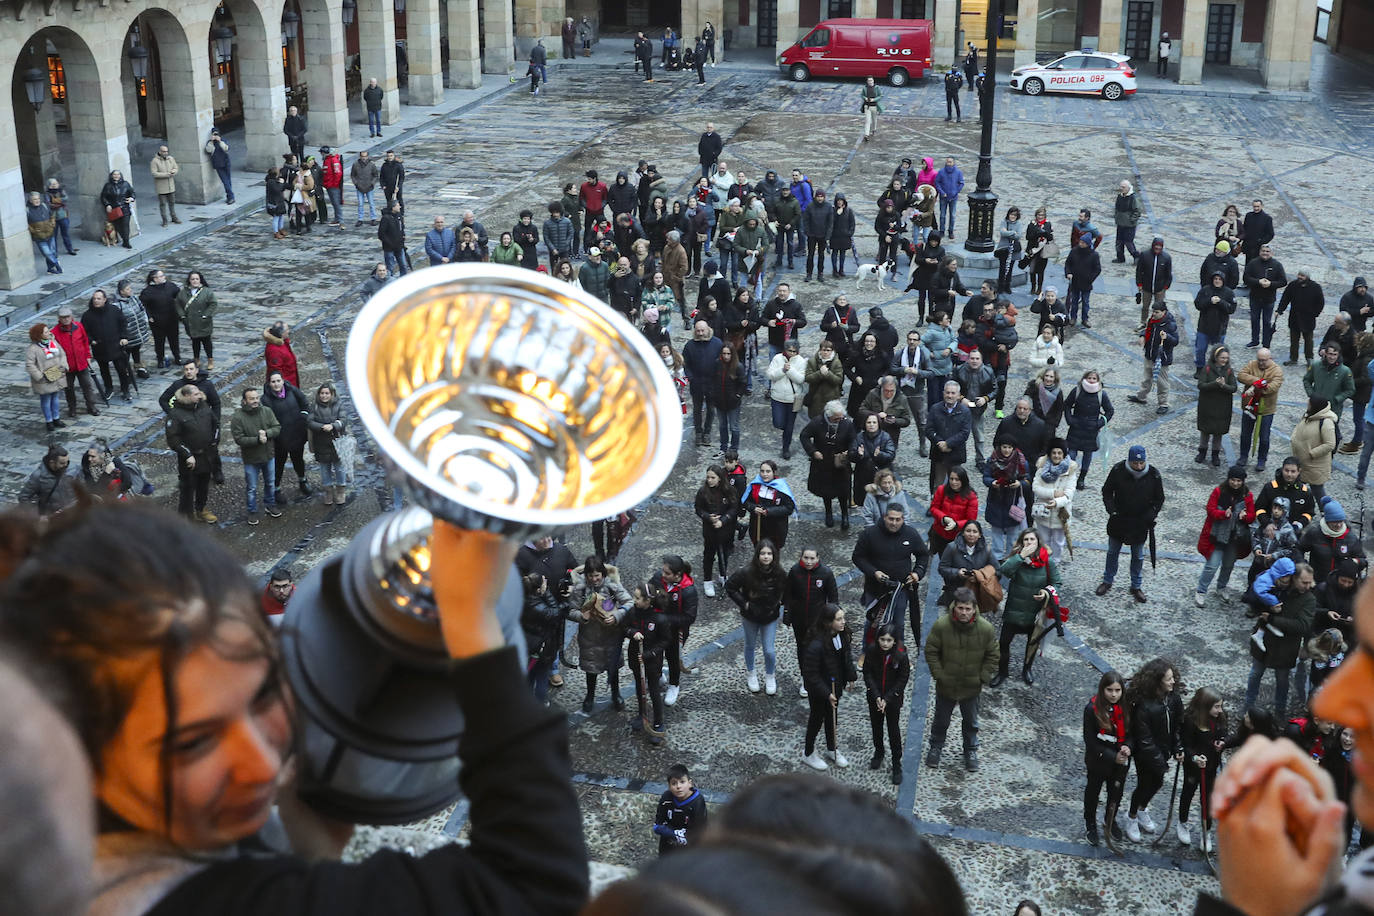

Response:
(1009, 50), (1137, 100)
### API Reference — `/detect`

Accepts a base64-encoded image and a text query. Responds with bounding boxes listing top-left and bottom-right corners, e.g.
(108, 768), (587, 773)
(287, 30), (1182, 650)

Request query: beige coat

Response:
(26, 340), (69, 395)
(1237, 358), (1284, 416)
(150, 153), (179, 194)
(1290, 405), (1337, 485)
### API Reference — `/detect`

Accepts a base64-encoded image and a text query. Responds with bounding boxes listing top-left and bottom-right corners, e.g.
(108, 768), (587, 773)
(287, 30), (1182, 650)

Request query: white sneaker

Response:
(765, 675), (777, 695)
(798, 683), (808, 697)
(1201, 830), (1212, 853)
(802, 750), (829, 770)
(1176, 821), (1191, 845)
(664, 684), (680, 706)
(832, 749), (850, 768)
(1136, 809), (1158, 834)
(747, 672), (760, 693)
(1122, 815), (1142, 842)
(703, 580), (716, 597)
(1194, 592), (1206, 607)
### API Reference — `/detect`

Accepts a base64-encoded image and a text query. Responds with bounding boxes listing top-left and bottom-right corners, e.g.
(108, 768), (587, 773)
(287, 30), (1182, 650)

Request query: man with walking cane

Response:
(851, 504), (929, 646)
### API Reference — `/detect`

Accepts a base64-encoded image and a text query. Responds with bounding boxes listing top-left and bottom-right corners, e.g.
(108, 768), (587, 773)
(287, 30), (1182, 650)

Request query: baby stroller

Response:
(665, 45), (683, 70)
(682, 47), (696, 69)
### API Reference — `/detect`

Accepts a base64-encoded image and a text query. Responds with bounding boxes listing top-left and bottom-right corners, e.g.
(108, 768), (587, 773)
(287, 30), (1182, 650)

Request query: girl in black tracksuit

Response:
(784, 549), (839, 696)
(1082, 670), (1131, 847)
(801, 604), (859, 768)
(649, 555), (700, 702)
(1178, 686), (1227, 846)
(694, 464), (739, 593)
(625, 584), (675, 740)
(863, 623), (911, 783)
(1123, 657), (1183, 840)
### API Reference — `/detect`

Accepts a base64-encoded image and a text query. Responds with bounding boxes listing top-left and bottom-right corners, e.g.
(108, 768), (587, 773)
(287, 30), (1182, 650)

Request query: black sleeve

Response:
(149, 648), (588, 916)
(1083, 704), (1116, 766)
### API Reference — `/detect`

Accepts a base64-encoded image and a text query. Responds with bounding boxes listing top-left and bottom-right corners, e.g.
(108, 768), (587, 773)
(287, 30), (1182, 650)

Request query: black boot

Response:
(299, 477), (312, 496)
(1211, 450), (1221, 467)
(824, 499), (835, 528)
(869, 748), (884, 770)
(990, 665), (1008, 688)
(840, 506), (850, 532)
(918, 427), (929, 458)
(891, 761), (903, 785)
(609, 671), (624, 710)
(1022, 660), (1036, 686)
(1194, 447), (1207, 464)
(1086, 820), (1101, 847)
(582, 674), (597, 714)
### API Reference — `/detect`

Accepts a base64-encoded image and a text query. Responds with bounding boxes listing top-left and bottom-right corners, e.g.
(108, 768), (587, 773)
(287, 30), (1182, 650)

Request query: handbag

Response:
(696, 232), (708, 243)
(107, 205), (125, 221)
(42, 363), (65, 382)
(1008, 489), (1027, 524)
(335, 433), (358, 483)
(1041, 241), (1061, 260)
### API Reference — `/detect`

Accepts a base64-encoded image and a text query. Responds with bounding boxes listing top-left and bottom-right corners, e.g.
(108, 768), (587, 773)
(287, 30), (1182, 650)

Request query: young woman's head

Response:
(704, 464), (726, 490)
(1012, 528), (1040, 555)
(759, 460), (779, 482)
(1187, 686), (1226, 731)
(945, 467), (969, 493)
(1129, 657), (1180, 702)
(960, 520), (982, 546)
(1096, 670), (1125, 709)
(873, 624), (900, 653)
(660, 555), (690, 583)
(751, 539), (778, 572)
(0, 504), (286, 851)
(818, 604), (846, 634)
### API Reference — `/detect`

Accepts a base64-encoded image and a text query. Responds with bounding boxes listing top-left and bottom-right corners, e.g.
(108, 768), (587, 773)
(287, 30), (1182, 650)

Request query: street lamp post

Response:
(23, 66), (48, 112)
(964, 0), (1002, 254)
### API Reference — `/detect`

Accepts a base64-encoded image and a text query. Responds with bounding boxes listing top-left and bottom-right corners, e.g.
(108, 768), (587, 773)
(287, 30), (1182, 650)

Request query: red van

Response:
(778, 18), (933, 86)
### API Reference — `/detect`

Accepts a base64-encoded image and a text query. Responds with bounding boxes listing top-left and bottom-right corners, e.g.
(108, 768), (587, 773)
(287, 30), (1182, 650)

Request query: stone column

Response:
(359, 0), (402, 124)
(1098, 0), (1123, 52)
(74, 34), (134, 241)
(775, 0), (800, 58)
(408, 0), (445, 104)
(1014, 0), (1040, 66)
(857, 0), (879, 17)
(300, 3), (350, 142)
(0, 94), (38, 289)
(1260, 0), (1316, 90)
(1177, 0), (1206, 83)
(1327, 0), (1343, 51)
(159, 34), (218, 204)
(447, 0), (482, 87)
(236, 22), (290, 170)
(483, 0), (516, 73)
(698, 0), (725, 61)
(934, 0), (959, 66)
(514, 0), (538, 52)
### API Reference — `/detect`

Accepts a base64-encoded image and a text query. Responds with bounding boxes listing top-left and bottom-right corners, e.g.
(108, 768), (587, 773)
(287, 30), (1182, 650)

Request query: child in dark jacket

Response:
(653, 763), (709, 854)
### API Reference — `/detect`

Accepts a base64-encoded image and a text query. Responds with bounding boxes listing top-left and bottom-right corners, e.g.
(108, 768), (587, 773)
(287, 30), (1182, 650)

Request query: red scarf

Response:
(1092, 696), (1126, 744)
(1024, 545), (1050, 568)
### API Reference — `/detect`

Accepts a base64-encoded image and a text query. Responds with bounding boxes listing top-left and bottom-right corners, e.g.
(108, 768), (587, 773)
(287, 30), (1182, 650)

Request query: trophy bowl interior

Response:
(347, 265), (681, 535)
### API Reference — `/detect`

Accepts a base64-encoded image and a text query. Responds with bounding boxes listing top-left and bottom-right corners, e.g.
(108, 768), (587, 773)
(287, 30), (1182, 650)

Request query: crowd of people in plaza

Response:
(11, 75), (1374, 916)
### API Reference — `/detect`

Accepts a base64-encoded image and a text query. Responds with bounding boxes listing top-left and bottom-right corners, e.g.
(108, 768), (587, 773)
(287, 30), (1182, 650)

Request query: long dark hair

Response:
(699, 464), (732, 509)
(1187, 685), (1227, 733)
(1093, 670), (1127, 731)
(745, 538), (785, 589)
(0, 504), (274, 837)
(1125, 657), (1179, 710)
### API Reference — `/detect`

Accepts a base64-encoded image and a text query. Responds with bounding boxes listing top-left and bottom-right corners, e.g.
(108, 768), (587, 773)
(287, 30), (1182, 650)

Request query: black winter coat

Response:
(1101, 461), (1165, 545)
(140, 280), (181, 328)
(1083, 699), (1129, 769)
(1063, 385), (1112, 453)
(694, 484), (738, 547)
(926, 401), (973, 466)
(996, 413), (1049, 466)
(1280, 278), (1326, 330)
(802, 630), (858, 697)
(1131, 691), (1183, 772)
(1064, 245), (1101, 292)
(863, 644), (911, 703)
(800, 415), (857, 499)
(1136, 247), (1174, 293)
(706, 359), (746, 411)
(851, 523), (930, 598)
(784, 562), (838, 639)
(81, 304), (131, 362)
(1194, 285), (1237, 338)
(829, 206), (856, 248)
(1244, 257), (1288, 306)
(264, 384), (310, 452)
(725, 566), (786, 624)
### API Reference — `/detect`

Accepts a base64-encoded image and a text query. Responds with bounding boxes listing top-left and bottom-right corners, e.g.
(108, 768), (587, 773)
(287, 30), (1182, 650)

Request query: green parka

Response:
(924, 609), (999, 700)
(998, 551), (1062, 628)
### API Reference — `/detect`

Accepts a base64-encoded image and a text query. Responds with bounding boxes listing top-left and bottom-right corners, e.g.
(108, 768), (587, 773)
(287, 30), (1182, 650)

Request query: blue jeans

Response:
(774, 227), (795, 263)
(1358, 422), (1374, 482)
(1195, 332), (1224, 369)
(214, 166), (234, 202)
(1239, 412), (1275, 466)
(1067, 288), (1091, 323)
(1197, 542), (1238, 593)
(741, 617), (778, 675)
(384, 247), (410, 276)
(771, 397), (798, 451)
(1103, 536), (1144, 589)
(368, 109), (383, 135)
(356, 189), (377, 221)
(939, 197), (957, 235)
(717, 405), (740, 451)
(319, 460), (344, 486)
(1245, 656), (1291, 717)
(39, 391), (60, 421)
(55, 216), (75, 253)
(35, 236), (59, 271)
(243, 460), (277, 514)
(1068, 448), (1094, 481)
(326, 186), (343, 224)
(987, 524), (1017, 573)
(272, 213), (287, 233)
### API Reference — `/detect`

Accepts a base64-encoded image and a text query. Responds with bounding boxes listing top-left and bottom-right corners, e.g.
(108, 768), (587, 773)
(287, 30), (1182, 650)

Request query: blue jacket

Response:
(1254, 557), (1296, 607)
(424, 226), (456, 264)
(921, 324), (958, 376)
(926, 400), (973, 466)
(1141, 309), (1180, 365)
(935, 165), (964, 201)
(790, 176), (813, 212)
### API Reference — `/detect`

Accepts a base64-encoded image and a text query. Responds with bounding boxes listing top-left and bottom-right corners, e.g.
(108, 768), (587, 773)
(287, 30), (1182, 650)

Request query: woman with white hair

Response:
(1113, 180), (1142, 263)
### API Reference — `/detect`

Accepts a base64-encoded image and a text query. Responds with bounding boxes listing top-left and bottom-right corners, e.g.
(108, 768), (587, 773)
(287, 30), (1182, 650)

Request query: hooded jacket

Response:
(789, 175), (813, 212)
(306, 385), (347, 464)
(1194, 279), (1237, 338)
(263, 328), (300, 389)
(607, 172), (638, 217)
(1303, 357), (1355, 408)
(1136, 240), (1173, 292)
(1200, 250), (1240, 289)
(1290, 405), (1338, 485)
(1339, 278), (1374, 332)
(925, 606), (998, 700)
(935, 164), (964, 200)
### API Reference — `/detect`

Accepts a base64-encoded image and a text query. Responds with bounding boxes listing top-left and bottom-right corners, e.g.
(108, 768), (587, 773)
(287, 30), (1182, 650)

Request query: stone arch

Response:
(8, 25), (129, 249)
(217, 0), (288, 169)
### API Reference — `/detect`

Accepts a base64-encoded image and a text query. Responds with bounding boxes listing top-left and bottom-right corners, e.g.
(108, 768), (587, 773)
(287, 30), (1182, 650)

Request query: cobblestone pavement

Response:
(10, 64), (1374, 913)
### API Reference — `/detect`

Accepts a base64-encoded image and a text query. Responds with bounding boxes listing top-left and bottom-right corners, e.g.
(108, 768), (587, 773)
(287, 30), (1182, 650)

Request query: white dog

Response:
(854, 259), (896, 291)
